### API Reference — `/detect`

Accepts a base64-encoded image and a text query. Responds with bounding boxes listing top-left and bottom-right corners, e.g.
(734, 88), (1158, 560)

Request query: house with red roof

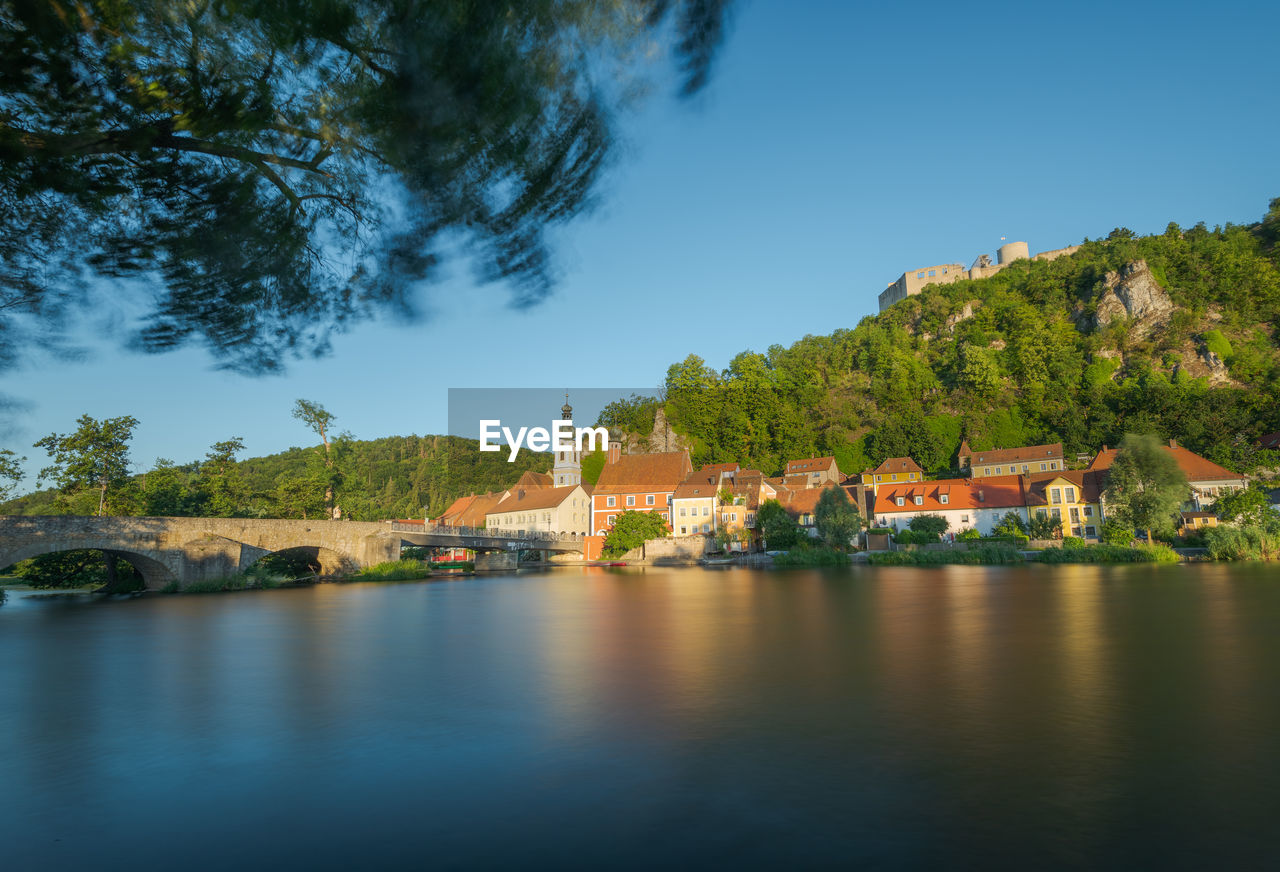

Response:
(861, 457), (925, 495)
(782, 456), (841, 489)
(1088, 439), (1248, 511)
(591, 450), (693, 534)
(873, 476), (1027, 537)
(1022, 470), (1106, 539)
(958, 441), (1066, 478)
(486, 484), (593, 536)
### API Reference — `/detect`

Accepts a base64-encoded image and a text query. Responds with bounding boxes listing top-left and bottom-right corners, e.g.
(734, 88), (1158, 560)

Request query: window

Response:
(1022, 465), (1029, 473)
(1085, 526), (1097, 537)
(661, 512), (668, 520)
(995, 466), (1002, 475)
(607, 514), (616, 525)
(891, 474), (897, 481)
(626, 495), (635, 506)
(746, 513), (755, 526)
(1040, 463), (1047, 471)
(680, 507), (687, 517)
(914, 496), (923, 506)
(1065, 487), (1076, 503)
(896, 497), (905, 506)
(961, 515), (969, 523)
(1037, 508), (1047, 518)
(1050, 462), (1058, 470)
(1083, 506), (1093, 518)
(702, 507), (709, 516)
(984, 468), (991, 476)
(646, 495), (655, 506)
(928, 269), (937, 277)
(702, 523), (710, 533)
(1050, 488), (1062, 504)
(1051, 508), (1061, 520)
(917, 271), (926, 279)
(1070, 507), (1080, 523)
(942, 268), (948, 275)
(607, 496), (616, 507)
(940, 494), (949, 505)
(679, 526), (687, 535)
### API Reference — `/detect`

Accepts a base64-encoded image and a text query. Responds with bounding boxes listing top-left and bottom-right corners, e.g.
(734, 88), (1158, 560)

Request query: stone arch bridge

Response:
(0, 516), (585, 589)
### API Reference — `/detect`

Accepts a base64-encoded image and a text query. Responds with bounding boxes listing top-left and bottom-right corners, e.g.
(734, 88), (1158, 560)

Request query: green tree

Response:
(200, 437), (249, 517)
(292, 400), (338, 517)
(13, 549), (143, 591)
(815, 487), (862, 550)
(1213, 484), (1275, 528)
(140, 458), (193, 516)
(0, 0), (729, 372)
(1028, 511), (1063, 540)
(35, 414), (139, 515)
(1102, 432), (1189, 543)
(0, 448), (24, 502)
(602, 509), (670, 558)
(757, 499), (802, 550)
(991, 511), (1027, 537)
(907, 513), (949, 540)
(580, 449), (607, 487)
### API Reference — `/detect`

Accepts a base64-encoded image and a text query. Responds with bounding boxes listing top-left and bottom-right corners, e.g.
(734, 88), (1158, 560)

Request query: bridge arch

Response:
(0, 542), (177, 590)
(243, 544), (361, 578)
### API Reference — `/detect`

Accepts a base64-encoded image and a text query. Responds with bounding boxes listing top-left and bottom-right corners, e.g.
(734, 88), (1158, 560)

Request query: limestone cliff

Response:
(1092, 260), (1176, 337)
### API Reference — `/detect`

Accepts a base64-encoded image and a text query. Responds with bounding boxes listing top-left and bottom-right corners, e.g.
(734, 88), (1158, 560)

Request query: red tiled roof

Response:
(784, 456), (838, 474)
(487, 484), (586, 515)
(437, 494), (477, 523)
(1088, 442), (1243, 482)
(673, 468), (723, 500)
(594, 451), (693, 494)
(965, 442), (1064, 466)
(875, 479), (971, 514)
(513, 470), (554, 489)
(457, 491), (508, 527)
(1021, 470), (1102, 506)
(867, 456), (924, 475)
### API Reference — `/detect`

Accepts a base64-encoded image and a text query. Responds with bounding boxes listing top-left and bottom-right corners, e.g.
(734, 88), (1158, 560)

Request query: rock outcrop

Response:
(1093, 260), (1176, 337)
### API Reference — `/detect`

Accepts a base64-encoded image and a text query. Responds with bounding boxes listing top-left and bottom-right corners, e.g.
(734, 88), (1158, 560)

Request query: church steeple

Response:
(553, 391), (581, 486)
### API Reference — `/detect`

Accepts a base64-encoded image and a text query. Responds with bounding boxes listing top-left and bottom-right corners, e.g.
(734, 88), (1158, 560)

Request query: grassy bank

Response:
(351, 559), (432, 581)
(868, 545), (1024, 566)
(773, 547), (851, 567)
(1032, 544), (1180, 564)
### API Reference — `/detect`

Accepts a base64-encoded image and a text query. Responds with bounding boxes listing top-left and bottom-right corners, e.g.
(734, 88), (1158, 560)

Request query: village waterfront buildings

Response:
(433, 400), (1257, 551)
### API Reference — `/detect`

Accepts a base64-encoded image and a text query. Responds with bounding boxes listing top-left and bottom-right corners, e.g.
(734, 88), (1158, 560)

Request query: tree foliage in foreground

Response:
(815, 487), (862, 550)
(602, 509), (670, 558)
(1103, 432), (1189, 542)
(0, 0), (730, 372)
(757, 499), (801, 550)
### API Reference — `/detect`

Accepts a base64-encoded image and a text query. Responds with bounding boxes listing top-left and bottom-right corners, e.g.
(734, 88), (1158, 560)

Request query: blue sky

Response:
(3, 0), (1278, 490)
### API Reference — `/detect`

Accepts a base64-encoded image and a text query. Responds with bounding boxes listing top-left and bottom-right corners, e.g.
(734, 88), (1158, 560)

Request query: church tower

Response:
(552, 392), (581, 487)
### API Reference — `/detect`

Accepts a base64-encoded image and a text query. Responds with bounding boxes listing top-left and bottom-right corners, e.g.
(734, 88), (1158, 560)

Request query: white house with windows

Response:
(486, 484), (593, 536)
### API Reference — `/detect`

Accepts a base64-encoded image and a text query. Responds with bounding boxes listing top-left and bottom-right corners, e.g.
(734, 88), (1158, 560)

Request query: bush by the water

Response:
(1032, 544), (1179, 564)
(773, 546), (850, 567)
(1204, 525), (1280, 561)
(353, 559), (432, 581)
(868, 545), (1024, 566)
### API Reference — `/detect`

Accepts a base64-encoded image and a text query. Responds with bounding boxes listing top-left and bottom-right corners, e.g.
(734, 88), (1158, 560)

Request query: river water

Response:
(2, 564), (1278, 870)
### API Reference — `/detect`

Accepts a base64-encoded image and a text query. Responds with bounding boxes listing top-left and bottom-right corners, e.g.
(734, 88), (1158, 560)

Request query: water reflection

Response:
(2, 565), (1279, 869)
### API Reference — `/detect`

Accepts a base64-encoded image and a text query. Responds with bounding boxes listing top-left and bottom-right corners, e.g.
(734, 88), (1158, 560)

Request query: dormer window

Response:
(913, 496), (923, 506)
(896, 496), (905, 507)
(940, 494), (949, 505)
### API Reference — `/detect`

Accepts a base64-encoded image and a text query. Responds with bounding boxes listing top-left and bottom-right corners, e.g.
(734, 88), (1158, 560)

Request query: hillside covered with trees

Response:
(642, 198), (1280, 477)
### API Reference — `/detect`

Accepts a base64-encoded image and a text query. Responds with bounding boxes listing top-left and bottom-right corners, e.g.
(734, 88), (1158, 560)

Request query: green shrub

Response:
(773, 547), (851, 567)
(868, 545), (1023, 566)
(1032, 544), (1179, 564)
(1203, 329), (1233, 361)
(956, 527), (982, 541)
(981, 534), (1030, 547)
(354, 559), (432, 581)
(1061, 536), (1086, 550)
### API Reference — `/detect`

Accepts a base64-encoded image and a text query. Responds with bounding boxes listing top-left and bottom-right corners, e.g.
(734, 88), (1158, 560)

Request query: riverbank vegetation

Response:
(1032, 543), (1180, 564)
(352, 560), (432, 581)
(773, 546), (850, 567)
(868, 545), (1025, 566)
(164, 564), (289, 594)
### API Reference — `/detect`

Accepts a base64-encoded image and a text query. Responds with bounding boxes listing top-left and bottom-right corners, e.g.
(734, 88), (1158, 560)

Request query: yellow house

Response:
(1023, 471), (1105, 539)
(861, 457), (924, 496)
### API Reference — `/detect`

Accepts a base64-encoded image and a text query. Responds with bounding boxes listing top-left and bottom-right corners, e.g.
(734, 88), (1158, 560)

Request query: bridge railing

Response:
(387, 521), (584, 543)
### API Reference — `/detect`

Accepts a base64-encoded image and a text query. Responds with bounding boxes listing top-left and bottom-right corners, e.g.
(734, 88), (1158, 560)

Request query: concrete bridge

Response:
(0, 516), (586, 589)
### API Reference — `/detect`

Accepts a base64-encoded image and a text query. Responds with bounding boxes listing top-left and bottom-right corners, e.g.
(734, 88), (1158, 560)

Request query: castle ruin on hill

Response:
(877, 240), (1080, 312)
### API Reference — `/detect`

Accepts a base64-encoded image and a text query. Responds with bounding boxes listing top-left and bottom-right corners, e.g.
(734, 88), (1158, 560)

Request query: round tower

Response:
(997, 241), (1030, 265)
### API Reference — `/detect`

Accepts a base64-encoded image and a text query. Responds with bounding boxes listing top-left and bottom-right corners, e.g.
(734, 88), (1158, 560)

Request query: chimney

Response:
(607, 439), (621, 465)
